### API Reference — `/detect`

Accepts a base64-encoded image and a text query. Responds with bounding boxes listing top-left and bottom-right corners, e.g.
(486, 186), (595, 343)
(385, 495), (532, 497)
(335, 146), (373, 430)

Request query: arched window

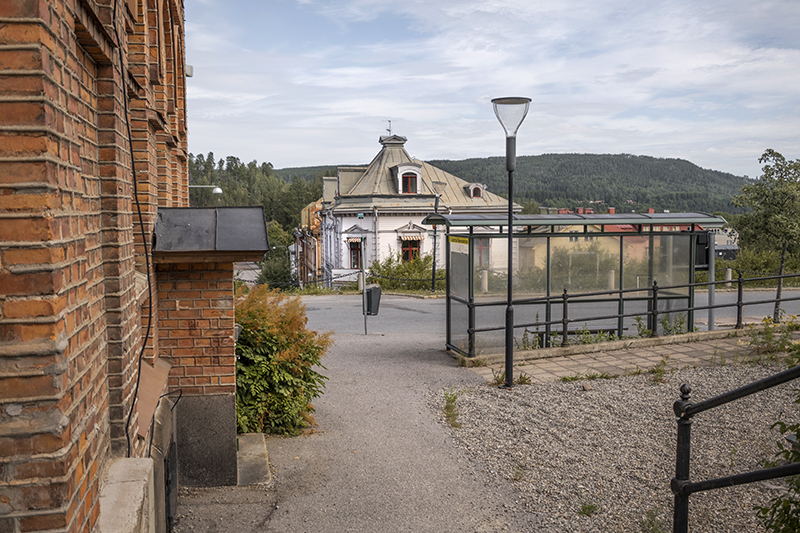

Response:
(472, 187), (482, 198)
(402, 173), (417, 194)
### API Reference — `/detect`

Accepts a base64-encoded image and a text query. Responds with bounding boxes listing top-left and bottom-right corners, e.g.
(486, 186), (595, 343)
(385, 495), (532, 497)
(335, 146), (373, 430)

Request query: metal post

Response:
(736, 272), (744, 329)
(546, 236), (552, 347)
(504, 161), (515, 388)
(468, 229), (475, 358)
(687, 233), (695, 331)
(672, 384), (693, 533)
(618, 235), (625, 338)
(561, 289), (569, 347)
(708, 234), (716, 331)
(651, 281), (660, 337)
(445, 229), (452, 349)
(362, 237), (367, 335)
(431, 195), (439, 292)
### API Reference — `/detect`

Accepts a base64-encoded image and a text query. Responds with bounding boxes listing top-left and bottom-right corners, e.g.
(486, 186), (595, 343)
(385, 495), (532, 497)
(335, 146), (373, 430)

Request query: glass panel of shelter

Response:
(448, 223), (700, 354)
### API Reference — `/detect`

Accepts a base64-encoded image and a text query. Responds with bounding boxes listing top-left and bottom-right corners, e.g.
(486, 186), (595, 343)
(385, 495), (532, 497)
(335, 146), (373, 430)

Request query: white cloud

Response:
(184, 0), (800, 179)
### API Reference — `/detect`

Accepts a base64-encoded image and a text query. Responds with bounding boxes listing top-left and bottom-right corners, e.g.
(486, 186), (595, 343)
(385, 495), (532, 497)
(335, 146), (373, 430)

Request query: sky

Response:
(184, 0), (800, 179)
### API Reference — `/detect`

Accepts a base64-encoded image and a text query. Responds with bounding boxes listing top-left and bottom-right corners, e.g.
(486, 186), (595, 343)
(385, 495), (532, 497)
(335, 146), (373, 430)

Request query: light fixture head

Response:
(491, 97), (531, 138)
(212, 187), (223, 194)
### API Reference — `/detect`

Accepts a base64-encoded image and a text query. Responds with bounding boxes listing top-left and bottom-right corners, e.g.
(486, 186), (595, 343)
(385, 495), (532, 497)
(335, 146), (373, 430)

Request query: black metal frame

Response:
(671, 366), (800, 532)
(446, 271), (800, 358)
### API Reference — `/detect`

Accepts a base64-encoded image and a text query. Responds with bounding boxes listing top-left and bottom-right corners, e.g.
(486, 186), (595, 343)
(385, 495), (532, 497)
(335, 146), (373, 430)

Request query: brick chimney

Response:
(647, 208), (655, 214)
(608, 207), (616, 214)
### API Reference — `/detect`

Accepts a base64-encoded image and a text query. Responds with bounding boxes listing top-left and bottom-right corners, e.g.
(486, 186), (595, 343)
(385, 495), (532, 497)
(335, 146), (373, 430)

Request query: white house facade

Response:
(319, 135), (517, 282)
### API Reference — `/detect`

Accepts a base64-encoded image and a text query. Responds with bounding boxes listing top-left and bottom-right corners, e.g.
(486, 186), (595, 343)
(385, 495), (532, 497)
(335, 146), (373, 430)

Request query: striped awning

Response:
(400, 235), (424, 241)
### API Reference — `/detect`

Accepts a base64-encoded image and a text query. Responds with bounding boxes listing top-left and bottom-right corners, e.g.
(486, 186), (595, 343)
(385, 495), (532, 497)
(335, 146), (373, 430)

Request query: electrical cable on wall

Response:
(110, 0), (155, 458)
(147, 390), (182, 458)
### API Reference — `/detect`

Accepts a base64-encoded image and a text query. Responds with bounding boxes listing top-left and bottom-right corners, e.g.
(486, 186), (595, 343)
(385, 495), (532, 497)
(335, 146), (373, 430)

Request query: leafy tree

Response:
(187, 152), (324, 233)
(520, 198), (540, 214)
(731, 150), (800, 321)
(257, 222), (296, 289)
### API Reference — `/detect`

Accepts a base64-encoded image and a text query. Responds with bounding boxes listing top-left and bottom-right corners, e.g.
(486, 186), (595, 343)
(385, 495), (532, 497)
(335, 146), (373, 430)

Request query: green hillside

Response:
(426, 153), (749, 214)
(274, 153), (748, 214)
(274, 165), (338, 181)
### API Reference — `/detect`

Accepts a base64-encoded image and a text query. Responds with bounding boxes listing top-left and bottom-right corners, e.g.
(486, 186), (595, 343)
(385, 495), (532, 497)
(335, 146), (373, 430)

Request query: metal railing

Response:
(449, 271), (800, 356)
(671, 367), (800, 532)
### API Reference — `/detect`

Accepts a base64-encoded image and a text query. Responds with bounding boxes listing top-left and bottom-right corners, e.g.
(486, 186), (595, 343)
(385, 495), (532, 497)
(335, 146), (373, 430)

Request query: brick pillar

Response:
(0, 1), (122, 531)
(156, 262), (236, 486)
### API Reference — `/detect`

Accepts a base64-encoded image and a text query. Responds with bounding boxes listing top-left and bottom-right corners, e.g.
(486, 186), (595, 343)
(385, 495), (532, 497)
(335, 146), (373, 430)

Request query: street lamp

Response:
(492, 96), (531, 389)
(188, 185), (223, 207)
(188, 185), (223, 194)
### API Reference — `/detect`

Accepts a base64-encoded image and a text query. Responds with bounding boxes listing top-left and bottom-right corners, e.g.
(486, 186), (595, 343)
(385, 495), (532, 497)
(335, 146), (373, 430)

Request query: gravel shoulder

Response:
(433, 363), (799, 533)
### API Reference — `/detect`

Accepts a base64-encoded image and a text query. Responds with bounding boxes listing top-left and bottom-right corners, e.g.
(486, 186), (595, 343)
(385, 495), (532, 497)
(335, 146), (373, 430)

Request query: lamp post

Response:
(431, 193), (440, 293)
(492, 97), (531, 389)
(188, 184), (223, 207)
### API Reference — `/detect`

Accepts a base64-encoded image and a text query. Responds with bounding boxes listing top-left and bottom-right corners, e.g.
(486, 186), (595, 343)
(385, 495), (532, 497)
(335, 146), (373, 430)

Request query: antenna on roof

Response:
(386, 120), (392, 135)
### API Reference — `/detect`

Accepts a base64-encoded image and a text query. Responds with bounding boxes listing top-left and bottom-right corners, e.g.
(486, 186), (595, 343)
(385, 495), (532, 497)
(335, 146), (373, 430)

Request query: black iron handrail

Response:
(671, 365), (800, 532)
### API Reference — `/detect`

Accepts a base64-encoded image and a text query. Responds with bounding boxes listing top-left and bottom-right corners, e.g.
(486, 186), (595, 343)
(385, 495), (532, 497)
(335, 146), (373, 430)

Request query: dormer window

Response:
(465, 183), (485, 199)
(391, 163), (422, 195)
(402, 173), (417, 194)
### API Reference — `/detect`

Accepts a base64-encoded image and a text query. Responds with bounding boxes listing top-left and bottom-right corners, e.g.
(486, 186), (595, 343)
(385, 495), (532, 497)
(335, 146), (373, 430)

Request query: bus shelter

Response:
(421, 212), (726, 358)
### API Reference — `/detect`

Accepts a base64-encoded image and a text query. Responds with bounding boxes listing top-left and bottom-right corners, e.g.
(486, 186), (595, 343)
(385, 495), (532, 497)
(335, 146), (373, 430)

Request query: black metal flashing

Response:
(154, 207), (269, 257)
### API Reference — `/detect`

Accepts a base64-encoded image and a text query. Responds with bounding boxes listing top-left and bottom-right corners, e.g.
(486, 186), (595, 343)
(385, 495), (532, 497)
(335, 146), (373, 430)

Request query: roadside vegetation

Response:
(234, 285), (332, 435)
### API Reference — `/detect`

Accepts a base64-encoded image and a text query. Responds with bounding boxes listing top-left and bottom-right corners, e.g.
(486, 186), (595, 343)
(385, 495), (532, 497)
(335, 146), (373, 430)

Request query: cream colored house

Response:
(320, 135), (515, 280)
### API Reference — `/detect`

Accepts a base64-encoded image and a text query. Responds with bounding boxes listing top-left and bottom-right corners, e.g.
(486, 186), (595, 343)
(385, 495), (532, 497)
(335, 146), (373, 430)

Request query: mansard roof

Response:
(334, 135), (514, 213)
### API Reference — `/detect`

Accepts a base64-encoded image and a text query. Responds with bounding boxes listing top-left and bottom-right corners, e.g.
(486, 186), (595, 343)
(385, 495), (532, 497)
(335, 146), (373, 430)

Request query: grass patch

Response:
(443, 388), (461, 428)
(515, 373), (532, 385)
(512, 464), (526, 481)
(557, 370), (619, 382)
(639, 508), (668, 533)
(490, 368), (506, 386)
(578, 503), (599, 516)
(646, 356), (671, 383)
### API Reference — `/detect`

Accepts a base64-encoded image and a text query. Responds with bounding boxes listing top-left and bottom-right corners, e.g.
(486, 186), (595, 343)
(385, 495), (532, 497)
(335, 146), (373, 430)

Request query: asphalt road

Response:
(175, 294), (535, 532)
(303, 294), (446, 336)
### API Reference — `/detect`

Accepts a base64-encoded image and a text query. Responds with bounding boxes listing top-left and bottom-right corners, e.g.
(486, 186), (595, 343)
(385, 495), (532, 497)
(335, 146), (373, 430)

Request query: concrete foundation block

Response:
(96, 458), (155, 533)
(176, 394), (237, 486)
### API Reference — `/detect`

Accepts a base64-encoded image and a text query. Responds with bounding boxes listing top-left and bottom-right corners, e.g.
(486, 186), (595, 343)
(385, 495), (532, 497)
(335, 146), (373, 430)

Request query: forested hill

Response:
(272, 153), (749, 214)
(426, 153), (749, 213)
(274, 165), (337, 181)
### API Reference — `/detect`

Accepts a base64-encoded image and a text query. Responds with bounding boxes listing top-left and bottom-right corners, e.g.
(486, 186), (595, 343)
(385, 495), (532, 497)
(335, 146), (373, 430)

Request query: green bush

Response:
(756, 406), (800, 532)
(234, 285), (331, 435)
(367, 252), (445, 292)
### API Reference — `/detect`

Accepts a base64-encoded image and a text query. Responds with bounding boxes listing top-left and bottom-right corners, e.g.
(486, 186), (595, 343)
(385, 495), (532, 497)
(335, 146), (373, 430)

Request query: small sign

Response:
(449, 236), (469, 245)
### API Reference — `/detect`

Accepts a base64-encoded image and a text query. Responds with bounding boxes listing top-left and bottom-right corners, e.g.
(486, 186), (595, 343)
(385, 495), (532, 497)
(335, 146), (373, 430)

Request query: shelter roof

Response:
(421, 212), (727, 230)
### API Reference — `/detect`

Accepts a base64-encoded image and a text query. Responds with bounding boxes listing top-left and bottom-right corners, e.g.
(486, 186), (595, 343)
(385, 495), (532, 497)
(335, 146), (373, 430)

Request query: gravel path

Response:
(433, 364), (800, 533)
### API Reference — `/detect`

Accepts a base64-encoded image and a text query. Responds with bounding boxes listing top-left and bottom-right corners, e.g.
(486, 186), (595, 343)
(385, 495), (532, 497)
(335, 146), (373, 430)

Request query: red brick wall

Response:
(157, 263), (236, 396)
(0, 0), (188, 531)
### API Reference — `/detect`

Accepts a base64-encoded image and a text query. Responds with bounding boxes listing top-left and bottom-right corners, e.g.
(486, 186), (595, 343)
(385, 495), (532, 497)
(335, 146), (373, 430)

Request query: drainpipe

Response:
(373, 207), (379, 267)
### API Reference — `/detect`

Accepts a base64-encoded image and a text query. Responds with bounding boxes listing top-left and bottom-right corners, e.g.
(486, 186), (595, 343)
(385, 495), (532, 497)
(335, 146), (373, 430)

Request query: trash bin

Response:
(365, 284), (381, 316)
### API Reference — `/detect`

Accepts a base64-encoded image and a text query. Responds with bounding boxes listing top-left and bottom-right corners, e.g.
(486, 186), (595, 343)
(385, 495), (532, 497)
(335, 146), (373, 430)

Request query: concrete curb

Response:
(237, 433), (271, 486)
